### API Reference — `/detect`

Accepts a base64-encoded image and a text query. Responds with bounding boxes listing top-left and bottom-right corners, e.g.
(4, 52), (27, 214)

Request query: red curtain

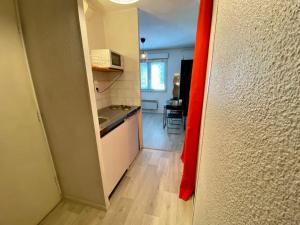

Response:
(179, 0), (213, 200)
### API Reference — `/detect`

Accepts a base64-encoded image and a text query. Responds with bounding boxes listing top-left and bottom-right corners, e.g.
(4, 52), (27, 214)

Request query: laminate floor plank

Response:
(142, 214), (160, 225)
(39, 149), (193, 225)
(142, 113), (185, 151)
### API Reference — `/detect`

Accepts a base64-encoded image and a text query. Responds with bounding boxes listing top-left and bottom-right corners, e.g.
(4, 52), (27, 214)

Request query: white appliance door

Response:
(0, 1), (61, 224)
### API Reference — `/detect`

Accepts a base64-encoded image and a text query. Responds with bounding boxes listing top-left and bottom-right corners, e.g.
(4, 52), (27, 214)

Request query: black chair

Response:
(163, 99), (183, 134)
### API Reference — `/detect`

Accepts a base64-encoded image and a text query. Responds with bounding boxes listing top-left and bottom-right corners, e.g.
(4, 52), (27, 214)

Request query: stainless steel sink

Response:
(98, 117), (108, 125)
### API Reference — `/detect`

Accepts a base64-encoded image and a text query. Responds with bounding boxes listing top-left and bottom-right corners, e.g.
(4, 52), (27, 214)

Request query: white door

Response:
(0, 1), (61, 225)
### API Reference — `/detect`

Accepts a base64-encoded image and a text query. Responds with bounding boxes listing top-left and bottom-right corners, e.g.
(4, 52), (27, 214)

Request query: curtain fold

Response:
(179, 0), (213, 201)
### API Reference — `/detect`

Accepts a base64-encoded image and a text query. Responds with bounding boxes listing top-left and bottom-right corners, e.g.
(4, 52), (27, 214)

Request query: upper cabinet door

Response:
(0, 1), (61, 225)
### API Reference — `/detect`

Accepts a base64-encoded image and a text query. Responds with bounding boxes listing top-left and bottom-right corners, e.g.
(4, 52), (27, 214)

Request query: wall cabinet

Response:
(101, 112), (140, 196)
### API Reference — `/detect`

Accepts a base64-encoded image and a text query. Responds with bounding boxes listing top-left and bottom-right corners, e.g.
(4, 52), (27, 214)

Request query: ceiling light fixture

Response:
(109, 0), (139, 4)
(140, 37), (148, 60)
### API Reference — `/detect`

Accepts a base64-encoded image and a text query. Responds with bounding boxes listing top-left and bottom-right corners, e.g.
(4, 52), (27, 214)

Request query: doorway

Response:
(138, 2), (198, 151)
(140, 51), (194, 151)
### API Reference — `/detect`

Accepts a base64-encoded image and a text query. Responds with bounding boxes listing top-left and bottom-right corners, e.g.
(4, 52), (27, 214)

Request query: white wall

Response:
(141, 48), (194, 113)
(0, 1), (61, 224)
(85, 0), (112, 109)
(85, 3), (141, 109)
(18, 0), (108, 209)
(194, 0), (300, 224)
(104, 8), (141, 107)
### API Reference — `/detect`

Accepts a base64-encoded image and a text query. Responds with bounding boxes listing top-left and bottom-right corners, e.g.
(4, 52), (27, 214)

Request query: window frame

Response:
(140, 59), (168, 92)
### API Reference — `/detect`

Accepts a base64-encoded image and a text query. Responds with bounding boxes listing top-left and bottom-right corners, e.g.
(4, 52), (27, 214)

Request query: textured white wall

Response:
(194, 0), (300, 224)
(141, 48), (194, 113)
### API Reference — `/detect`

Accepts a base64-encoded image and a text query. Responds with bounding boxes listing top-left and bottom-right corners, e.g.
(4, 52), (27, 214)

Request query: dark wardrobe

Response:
(179, 59), (193, 118)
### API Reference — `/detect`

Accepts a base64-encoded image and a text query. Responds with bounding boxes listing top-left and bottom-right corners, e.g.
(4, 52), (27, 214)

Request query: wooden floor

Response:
(40, 149), (193, 225)
(142, 113), (185, 151)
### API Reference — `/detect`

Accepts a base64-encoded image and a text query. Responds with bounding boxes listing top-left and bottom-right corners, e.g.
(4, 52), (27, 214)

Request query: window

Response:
(140, 60), (167, 91)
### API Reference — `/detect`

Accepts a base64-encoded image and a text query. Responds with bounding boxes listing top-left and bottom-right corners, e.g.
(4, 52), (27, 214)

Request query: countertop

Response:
(98, 105), (141, 137)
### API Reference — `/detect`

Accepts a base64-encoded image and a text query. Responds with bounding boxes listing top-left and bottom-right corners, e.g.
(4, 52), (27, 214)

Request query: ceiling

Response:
(96, 0), (199, 50)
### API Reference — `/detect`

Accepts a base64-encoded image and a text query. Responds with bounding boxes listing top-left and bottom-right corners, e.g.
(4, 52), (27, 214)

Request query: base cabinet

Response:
(101, 112), (140, 196)
(125, 112), (140, 166)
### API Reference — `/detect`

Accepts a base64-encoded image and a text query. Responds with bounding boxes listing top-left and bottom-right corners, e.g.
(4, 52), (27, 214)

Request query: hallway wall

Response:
(18, 0), (107, 208)
(194, 0), (300, 224)
(0, 1), (61, 224)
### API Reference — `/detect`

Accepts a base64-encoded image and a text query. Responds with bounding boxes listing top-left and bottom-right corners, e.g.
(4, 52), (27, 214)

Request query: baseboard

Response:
(38, 197), (63, 224)
(64, 195), (108, 211)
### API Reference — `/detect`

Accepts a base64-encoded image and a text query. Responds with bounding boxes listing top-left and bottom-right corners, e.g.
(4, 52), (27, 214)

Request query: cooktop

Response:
(109, 105), (132, 111)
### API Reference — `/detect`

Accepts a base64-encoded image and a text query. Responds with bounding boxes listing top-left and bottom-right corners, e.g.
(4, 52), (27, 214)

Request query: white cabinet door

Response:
(0, 1), (61, 225)
(101, 121), (130, 196)
(101, 112), (140, 196)
(125, 113), (140, 167)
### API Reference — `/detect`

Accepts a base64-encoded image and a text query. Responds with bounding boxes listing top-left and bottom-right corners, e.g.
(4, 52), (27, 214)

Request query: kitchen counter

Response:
(98, 105), (141, 137)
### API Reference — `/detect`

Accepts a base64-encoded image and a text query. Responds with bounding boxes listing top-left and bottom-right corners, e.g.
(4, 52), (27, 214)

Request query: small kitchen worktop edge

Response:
(98, 106), (141, 138)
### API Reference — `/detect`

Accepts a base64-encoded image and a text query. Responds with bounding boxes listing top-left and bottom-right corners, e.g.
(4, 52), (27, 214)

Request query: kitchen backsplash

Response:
(86, 6), (141, 110)
(93, 72), (112, 109)
(93, 80), (111, 109)
(93, 72), (141, 109)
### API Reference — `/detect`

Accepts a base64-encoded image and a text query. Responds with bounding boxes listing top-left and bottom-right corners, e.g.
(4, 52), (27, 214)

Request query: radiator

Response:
(142, 100), (159, 110)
